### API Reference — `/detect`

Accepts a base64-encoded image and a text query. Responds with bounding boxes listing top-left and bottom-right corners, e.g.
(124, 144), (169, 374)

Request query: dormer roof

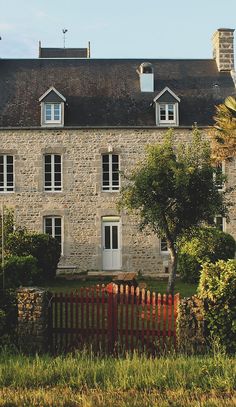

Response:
(153, 87), (180, 103)
(39, 86), (66, 103)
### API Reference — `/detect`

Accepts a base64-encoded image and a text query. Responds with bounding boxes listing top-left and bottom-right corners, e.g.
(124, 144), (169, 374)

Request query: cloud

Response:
(35, 10), (47, 18)
(0, 23), (15, 32)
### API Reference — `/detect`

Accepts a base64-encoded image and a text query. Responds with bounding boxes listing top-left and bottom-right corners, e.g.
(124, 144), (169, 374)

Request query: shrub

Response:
(0, 289), (17, 346)
(177, 227), (236, 283)
(198, 259), (236, 354)
(0, 255), (41, 288)
(6, 230), (61, 282)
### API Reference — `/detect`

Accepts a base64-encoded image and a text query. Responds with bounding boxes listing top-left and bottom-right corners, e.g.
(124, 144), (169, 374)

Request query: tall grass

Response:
(0, 349), (235, 406)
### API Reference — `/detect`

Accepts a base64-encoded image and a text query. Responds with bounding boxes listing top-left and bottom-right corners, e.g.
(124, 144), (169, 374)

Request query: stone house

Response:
(0, 28), (235, 276)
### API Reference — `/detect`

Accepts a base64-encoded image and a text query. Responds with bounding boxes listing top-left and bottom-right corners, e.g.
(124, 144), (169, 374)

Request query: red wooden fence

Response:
(49, 285), (180, 355)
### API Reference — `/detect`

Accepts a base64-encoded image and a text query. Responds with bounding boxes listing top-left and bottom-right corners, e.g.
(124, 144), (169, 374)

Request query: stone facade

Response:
(17, 287), (52, 353)
(212, 28), (235, 71)
(1, 127), (236, 276)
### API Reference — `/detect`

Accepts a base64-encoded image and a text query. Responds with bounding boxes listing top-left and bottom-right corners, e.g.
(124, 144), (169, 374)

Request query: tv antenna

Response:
(62, 29), (68, 48)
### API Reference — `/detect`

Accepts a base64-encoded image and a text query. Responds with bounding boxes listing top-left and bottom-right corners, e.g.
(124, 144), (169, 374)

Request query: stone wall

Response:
(17, 287), (52, 353)
(177, 295), (207, 354)
(0, 128), (235, 275)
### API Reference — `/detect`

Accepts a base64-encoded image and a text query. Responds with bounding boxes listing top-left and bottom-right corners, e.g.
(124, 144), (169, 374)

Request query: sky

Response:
(0, 0), (236, 60)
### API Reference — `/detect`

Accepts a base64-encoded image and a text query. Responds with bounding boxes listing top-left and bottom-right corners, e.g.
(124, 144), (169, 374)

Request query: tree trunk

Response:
(166, 245), (178, 295)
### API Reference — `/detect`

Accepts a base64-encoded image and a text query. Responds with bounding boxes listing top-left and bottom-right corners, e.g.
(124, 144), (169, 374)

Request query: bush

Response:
(6, 230), (61, 282)
(198, 260), (236, 354)
(0, 289), (17, 346)
(177, 227), (236, 283)
(0, 255), (41, 288)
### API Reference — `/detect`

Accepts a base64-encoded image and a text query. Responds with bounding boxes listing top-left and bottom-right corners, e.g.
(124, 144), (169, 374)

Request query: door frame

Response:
(102, 216), (122, 270)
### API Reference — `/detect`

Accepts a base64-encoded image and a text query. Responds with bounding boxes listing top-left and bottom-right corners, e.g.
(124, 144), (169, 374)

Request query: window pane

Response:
(160, 105), (166, 120)
(53, 104), (60, 121)
(112, 226), (118, 249)
(45, 218), (52, 234)
(45, 155), (51, 164)
(161, 239), (168, 252)
(45, 104), (52, 120)
(104, 226), (110, 249)
(168, 104), (174, 120)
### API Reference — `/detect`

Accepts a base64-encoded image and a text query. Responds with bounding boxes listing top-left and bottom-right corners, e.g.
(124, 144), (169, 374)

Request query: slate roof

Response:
(0, 58), (235, 127)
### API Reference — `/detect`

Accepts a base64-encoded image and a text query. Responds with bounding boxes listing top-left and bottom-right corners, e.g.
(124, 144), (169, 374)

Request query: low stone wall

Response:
(17, 287), (52, 354)
(177, 295), (207, 354)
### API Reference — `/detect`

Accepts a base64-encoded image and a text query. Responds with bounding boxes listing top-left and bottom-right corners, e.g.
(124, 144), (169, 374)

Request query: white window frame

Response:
(44, 216), (64, 255)
(44, 154), (62, 192)
(44, 103), (62, 124)
(102, 154), (120, 192)
(159, 104), (175, 122)
(214, 215), (226, 232)
(0, 154), (14, 193)
(158, 103), (178, 125)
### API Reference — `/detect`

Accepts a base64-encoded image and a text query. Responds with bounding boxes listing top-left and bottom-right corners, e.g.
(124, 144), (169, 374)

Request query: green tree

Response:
(210, 96), (236, 161)
(119, 130), (228, 294)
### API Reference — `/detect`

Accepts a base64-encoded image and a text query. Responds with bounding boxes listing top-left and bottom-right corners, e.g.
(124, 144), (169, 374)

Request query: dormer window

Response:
(139, 62), (154, 92)
(39, 86), (66, 127)
(45, 103), (61, 123)
(153, 87), (180, 127)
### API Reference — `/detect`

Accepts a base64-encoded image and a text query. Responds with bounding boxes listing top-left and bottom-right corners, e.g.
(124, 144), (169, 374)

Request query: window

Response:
(214, 162), (225, 190)
(44, 154), (62, 192)
(0, 155), (14, 192)
(159, 104), (175, 122)
(39, 87), (66, 127)
(160, 238), (168, 253)
(45, 103), (61, 123)
(102, 154), (120, 191)
(153, 87), (180, 126)
(44, 216), (63, 254)
(214, 215), (226, 232)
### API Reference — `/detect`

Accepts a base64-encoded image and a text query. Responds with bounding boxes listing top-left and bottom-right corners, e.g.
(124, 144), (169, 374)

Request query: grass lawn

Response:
(0, 350), (235, 406)
(46, 277), (197, 298)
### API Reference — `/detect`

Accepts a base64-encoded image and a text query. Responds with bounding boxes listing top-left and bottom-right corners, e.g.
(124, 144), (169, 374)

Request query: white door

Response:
(102, 220), (121, 270)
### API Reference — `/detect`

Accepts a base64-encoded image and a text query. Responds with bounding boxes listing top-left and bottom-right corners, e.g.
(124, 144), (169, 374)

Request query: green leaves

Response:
(198, 260), (236, 353)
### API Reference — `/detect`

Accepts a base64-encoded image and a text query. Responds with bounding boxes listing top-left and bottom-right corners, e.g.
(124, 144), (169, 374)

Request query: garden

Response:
(1, 124), (236, 405)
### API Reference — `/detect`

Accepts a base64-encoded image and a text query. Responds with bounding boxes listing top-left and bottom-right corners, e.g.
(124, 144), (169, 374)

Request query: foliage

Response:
(198, 259), (236, 353)
(119, 129), (228, 293)
(0, 289), (17, 346)
(210, 96), (236, 161)
(177, 227), (236, 283)
(0, 207), (14, 259)
(0, 255), (41, 288)
(6, 230), (61, 282)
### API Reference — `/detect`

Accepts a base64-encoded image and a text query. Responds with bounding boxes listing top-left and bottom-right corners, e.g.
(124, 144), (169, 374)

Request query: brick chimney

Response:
(212, 28), (234, 71)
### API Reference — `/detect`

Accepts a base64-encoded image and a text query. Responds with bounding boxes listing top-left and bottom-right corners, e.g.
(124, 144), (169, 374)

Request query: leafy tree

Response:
(210, 96), (236, 161)
(177, 226), (236, 283)
(119, 130), (228, 293)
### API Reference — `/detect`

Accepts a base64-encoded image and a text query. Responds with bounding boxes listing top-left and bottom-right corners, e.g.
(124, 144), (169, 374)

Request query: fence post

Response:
(107, 285), (118, 353)
(17, 287), (53, 354)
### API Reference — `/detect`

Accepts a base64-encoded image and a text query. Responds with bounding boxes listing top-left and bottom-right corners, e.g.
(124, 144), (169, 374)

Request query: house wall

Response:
(0, 128), (236, 275)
